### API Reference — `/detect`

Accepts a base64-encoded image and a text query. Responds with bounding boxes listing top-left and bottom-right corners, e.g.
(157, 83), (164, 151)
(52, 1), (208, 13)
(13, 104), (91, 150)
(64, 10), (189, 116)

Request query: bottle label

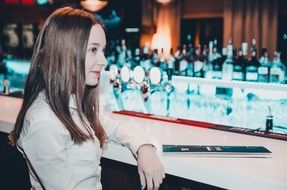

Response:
(270, 67), (281, 75)
(141, 60), (151, 71)
(222, 63), (233, 81)
(270, 67), (284, 83)
(179, 60), (188, 71)
(246, 72), (258, 81)
(232, 72), (243, 80)
(212, 71), (222, 79)
(258, 67), (268, 75)
(167, 57), (175, 69)
(194, 61), (203, 72)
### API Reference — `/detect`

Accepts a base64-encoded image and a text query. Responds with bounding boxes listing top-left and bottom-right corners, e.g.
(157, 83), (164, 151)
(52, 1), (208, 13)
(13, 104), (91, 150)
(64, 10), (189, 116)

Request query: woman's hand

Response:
(137, 144), (165, 190)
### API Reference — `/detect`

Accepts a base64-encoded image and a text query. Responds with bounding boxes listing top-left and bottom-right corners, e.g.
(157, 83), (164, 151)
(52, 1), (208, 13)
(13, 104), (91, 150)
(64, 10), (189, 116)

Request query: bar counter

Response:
(0, 95), (287, 190)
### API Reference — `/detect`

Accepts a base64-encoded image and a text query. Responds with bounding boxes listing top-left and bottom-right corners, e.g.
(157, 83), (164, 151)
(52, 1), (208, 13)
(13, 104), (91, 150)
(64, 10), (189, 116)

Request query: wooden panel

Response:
(101, 158), (225, 190)
(0, 132), (31, 190)
(182, 0), (224, 19)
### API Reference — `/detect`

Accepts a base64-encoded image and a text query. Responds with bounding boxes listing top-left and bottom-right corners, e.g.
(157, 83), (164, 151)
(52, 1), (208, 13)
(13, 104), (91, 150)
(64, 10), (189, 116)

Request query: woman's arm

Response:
(20, 121), (82, 190)
(100, 111), (165, 189)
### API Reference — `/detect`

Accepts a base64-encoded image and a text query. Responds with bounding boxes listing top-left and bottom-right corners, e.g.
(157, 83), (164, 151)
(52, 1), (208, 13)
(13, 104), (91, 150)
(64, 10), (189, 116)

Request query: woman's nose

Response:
(97, 53), (108, 66)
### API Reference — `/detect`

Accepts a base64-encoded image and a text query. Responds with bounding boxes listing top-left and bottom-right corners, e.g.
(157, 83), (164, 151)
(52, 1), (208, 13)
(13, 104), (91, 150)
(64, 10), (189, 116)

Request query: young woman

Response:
(9, 7), (165, 190)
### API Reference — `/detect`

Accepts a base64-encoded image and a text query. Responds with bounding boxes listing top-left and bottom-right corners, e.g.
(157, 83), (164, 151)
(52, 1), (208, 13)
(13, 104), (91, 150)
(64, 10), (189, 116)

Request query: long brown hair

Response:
(9, 7), (106, 147)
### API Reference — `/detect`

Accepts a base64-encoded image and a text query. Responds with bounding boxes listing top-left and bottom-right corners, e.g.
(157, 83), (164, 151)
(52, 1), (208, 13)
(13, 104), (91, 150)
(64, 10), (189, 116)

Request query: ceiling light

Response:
(155, 0), (174, 5)
(80, 0), (108, 12)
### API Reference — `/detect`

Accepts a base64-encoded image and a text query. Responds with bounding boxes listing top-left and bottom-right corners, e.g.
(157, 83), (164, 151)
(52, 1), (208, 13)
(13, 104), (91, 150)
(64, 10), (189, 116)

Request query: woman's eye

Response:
(90, 47), (97, 53)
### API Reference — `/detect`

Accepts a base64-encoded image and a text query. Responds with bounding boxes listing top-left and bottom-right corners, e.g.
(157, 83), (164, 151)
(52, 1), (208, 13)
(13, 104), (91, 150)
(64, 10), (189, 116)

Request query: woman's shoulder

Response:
(25, 93), (58, 123)
(22, 93), (66, 136)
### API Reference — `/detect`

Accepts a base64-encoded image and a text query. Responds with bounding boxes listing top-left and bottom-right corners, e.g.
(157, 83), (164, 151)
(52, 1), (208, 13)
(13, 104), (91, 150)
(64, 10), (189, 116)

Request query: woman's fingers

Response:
(145, 172), (153, 190)
(138, 168), (146, 189)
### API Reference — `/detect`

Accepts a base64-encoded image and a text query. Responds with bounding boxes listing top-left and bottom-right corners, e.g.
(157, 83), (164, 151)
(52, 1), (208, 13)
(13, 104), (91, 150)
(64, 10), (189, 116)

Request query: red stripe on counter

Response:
(113, 110), (287, 141)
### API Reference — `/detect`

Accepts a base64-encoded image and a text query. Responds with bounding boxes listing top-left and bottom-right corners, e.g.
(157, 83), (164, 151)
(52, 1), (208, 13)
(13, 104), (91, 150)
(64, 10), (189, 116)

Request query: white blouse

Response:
(17, 90), (151, 190)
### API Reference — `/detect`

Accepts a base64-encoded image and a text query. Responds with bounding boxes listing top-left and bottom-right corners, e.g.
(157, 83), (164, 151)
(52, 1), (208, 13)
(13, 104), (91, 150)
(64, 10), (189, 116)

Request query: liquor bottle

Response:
(202, 44), (211, 78)
(250, 38), (257, 54)
(132, 48), (141, 69)
(204, 41), (214, 79)
(106, 49), (117, 70)
(213, 38), (219, 52)
(117, 39), (127, 67)
(270, 51), (286, 83)
(151, 49), (160, 67)
(211, 47), (223, 79)
(179, 44), (188, 76)
(245, 48), (260, 82)
(2, 79), (10, 95)
(186, 45), (194, 77)
(193, 45), (204, 77)
(241, 42), (249, 79)
(3, 23), (19, 57)
(22, 23), (35, 58)
(166, 48), (175, 81)
(159, 48), (167, 71)
(187, 43), (194, 58)
(125, 48), (133, 69)
(222, 40), (234, 81)
(232, 48), (244, 81)
(173, 46), (182, 76)
(258, 48), (270, 83)
(140, 43), (152, 73)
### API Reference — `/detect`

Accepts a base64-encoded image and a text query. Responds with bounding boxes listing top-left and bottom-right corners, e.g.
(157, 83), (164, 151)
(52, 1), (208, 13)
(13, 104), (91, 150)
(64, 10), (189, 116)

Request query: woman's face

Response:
(85, 24), (107, 86)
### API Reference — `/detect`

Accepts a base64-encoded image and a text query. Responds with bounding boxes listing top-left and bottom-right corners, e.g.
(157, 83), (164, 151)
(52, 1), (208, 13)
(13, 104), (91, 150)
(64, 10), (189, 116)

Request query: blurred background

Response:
(0, 0), (287, 60)
(1, 2), (287, 190)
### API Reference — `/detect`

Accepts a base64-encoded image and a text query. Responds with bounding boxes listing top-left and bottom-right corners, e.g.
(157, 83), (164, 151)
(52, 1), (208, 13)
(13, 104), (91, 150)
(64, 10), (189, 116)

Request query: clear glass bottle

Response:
(173, 46), (182, 76)
(140, 43), (151, 72)
(193, 45), (204, 78)
(117, 39), (127, 67)
(270, 51), (286, 83)
(232, 48), (244, 81)
(166, 48), (175, 81)
(132, 48), (141, 69)
(258, 48), (270, 83)
(245, 48), (260, 82)
(179, 45), (189, 76)
(222, 40), (234, 81)
(211, 47), (223, 79)
(159, 48), (167, 71)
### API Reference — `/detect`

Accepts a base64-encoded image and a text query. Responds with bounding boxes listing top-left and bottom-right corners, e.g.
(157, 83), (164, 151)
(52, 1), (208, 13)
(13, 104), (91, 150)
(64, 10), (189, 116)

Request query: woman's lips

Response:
(91, 71), (101, 75)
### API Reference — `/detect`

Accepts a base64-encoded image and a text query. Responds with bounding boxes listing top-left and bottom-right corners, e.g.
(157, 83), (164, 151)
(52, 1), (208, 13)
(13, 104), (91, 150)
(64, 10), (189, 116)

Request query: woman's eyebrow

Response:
(88, 42), (100, 46)
(88, 42), (106, 49)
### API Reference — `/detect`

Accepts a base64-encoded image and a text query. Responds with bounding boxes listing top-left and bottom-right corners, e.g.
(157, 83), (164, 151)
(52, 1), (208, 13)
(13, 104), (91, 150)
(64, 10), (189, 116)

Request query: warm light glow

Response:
(150, 3), (172, 58)
(80, 0), (108, 12)
(151, 33), (171, 57)
(156, 0), (174, 5)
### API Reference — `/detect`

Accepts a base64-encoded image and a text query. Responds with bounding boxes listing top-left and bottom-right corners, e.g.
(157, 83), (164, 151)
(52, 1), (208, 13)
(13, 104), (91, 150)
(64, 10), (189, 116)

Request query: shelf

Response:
(174, 76), (287, 92)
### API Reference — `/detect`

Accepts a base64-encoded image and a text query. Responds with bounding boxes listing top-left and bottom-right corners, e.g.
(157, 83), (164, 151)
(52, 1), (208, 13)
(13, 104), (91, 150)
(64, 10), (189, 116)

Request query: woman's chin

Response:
(85, 80), (99, 87)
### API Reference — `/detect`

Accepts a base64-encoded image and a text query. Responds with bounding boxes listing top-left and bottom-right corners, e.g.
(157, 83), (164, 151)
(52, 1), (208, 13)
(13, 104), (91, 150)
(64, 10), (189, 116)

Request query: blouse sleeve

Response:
(100, 110), (153, 157)
(20, 121), (82, 190)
